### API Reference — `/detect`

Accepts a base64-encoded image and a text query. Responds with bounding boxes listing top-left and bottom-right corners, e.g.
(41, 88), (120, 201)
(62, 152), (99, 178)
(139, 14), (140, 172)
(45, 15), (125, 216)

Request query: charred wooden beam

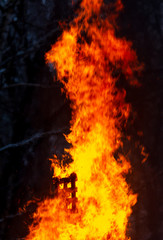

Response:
(52, 172), (77, 212)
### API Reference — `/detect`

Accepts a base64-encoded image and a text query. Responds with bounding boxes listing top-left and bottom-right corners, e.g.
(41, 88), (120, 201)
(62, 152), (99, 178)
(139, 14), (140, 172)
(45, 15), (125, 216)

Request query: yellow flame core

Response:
(27, 0), (139, 239)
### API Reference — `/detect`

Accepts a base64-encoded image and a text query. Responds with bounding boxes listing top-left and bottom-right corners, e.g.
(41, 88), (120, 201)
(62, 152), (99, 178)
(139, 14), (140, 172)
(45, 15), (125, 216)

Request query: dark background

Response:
(0, 0), (162, 239)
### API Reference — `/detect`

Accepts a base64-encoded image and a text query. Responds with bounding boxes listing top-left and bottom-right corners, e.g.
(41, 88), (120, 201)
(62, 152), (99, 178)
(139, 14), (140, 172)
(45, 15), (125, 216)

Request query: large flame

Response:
(27, 0), (140, 239)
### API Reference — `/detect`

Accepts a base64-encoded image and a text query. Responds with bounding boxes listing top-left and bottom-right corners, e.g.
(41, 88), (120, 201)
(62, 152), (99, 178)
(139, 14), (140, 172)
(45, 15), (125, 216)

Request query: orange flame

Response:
(26, 0), (140, 239)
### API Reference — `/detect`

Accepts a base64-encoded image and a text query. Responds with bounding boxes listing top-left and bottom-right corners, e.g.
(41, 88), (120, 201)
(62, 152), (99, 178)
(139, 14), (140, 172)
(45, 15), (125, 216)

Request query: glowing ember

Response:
(26, 0), (141, 239)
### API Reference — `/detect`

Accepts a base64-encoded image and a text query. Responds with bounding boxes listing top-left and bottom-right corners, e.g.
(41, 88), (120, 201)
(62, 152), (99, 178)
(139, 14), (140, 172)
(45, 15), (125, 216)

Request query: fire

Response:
(26, 0), (140, 239)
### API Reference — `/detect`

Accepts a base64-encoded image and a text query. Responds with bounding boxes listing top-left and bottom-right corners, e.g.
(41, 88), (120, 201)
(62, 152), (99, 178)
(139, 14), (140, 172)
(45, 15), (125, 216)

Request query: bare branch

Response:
(0, 128), (68, 152)
(0, 212), (22, 223)
(0, 82), (61, 90)
(0, 27), (60, 68)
